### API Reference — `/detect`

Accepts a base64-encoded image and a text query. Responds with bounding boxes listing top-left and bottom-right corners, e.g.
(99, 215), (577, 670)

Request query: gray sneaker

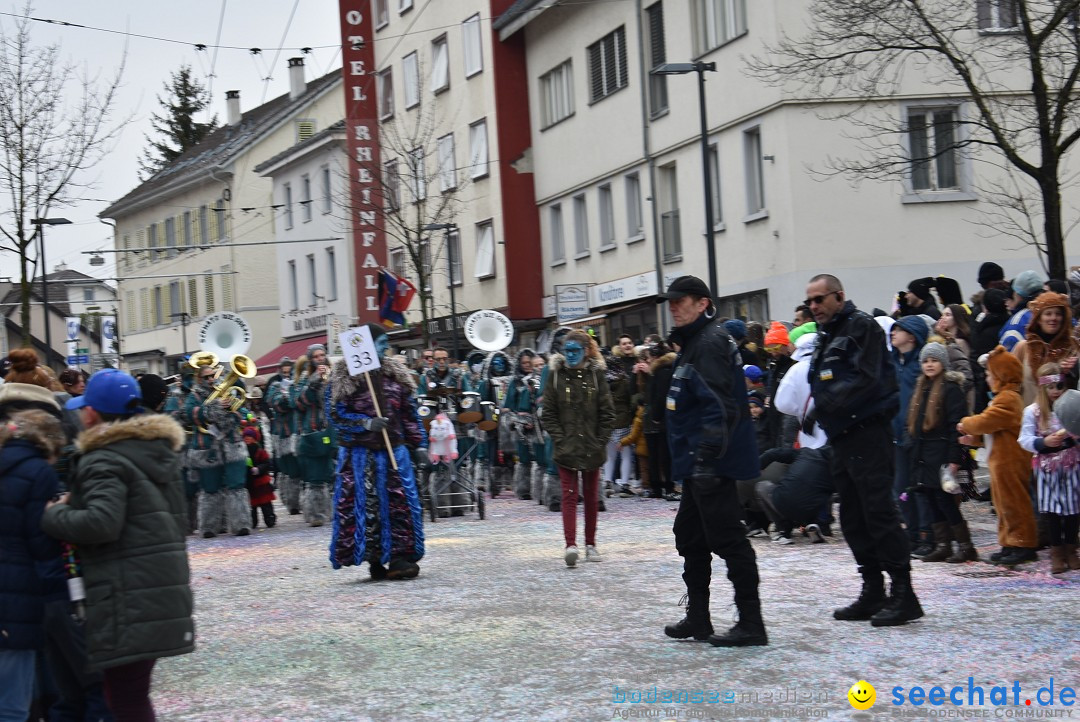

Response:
(585, 545), (602, 562)
(805, 523), (826, 544)
(564, 545), (579, 567)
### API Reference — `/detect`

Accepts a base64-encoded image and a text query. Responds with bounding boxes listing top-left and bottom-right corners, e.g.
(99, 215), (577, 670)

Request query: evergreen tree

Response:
(139, 65), (218, 179)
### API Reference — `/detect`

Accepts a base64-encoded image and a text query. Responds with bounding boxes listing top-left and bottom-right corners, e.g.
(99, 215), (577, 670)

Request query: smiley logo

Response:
(847, 680), (876, 710)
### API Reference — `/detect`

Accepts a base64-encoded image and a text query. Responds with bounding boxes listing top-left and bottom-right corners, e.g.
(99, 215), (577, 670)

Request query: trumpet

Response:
(188, 351), (256, 429)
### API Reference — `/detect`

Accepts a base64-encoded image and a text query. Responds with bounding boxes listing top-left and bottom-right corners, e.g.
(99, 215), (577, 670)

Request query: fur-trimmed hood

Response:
(76, 413), (186, 454)
(0, 409), (65, 464)
(329, 355), (417, 407)
(547, 353), (606, 374)
(648, 352), (677, 375)
(514, 348), (537, 378)
(480, 350), (513, 380)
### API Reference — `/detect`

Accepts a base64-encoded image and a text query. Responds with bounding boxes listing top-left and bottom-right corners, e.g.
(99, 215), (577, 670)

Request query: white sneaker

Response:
(771, 533), (794, 545)
(564, 545), (579, 567)
(585, 545), (602, 562)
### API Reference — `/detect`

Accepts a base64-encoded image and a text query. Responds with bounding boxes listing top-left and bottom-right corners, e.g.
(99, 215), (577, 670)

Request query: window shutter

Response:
(140, 288), (150, 330)
(188, 279), (198, 316)
(163, 282), (172, 322)
(209, 207), (219, 241)
(589, 43), (602, 101)
(648, 4), (665, 67)
(976, 0), (992, 28)
(617, 28), (628, 89)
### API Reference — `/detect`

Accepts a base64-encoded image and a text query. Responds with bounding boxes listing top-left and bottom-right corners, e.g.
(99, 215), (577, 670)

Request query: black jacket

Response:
(644, 352), (676, 434)
(907, 375), (967, 488)
(758, 446), (835, 525)
(809, 300), (898, 437)
(666, 314), (758, 481)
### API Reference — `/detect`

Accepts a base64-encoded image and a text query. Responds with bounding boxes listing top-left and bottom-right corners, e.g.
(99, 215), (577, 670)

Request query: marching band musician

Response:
(327, 324), (428, 580)
(291, 344), (335, 527)
(503, 348), (547, 500)
(420, 346), (467, 395)
(266, 373), (302, 516)
(183, 361), (253, 537)
(164, 370), (199, 533)
(478, 349), (515, 493)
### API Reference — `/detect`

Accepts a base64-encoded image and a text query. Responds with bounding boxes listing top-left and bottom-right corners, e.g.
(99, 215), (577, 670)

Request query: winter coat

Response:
(606, 363), (634, 430)
(542, 354), (615, 471)
(758, 446), (835, 525)
(245, 444), (276, 506)
(182, 381), (247, 468)
(666, 313), (759, 481)
(907, 374), (968, 490)
(774, 333), (828, 449)
(0, 411), (65, 651)
(620, 406), (649, 456)
(999, 306), (1032, 352)
(327, 356), (426, 450)
(293, 371), (329, 434)
(645, 352), (676, 434)
(809, 300), (899, 438)
(892, 346), (924, 445)
(40, 414), (194, 672)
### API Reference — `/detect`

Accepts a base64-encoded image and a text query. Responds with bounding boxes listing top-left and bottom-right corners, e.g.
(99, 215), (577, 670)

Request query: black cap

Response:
(656, 275), (712, 303)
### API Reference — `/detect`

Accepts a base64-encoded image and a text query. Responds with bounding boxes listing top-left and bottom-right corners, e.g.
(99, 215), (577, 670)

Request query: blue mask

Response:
(492, 356), (508, 374)
(375, 335), (390, 358)
(564, 341), (585, 368)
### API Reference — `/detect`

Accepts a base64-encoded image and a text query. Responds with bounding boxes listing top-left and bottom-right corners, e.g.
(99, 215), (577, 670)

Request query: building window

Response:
(187, 278), (198, 317)
(83, 288), (94, 302)
(540, 60), (574, 129)
(420, 240), (432, 290)
(976, 0), (1019, 30)
(573, 194), (589, 256)
(163, 215), (175, 257)
(409, 147), (426, 201)
(550, 203), (565, 263)
(625, 172), (643, 239)
(321, 165), (332, 213)
(474, 221), (495, 278)
(377, 68), (394, 120)
(327, 247), (338, 301)
(374, 0), (389, 29)
(169, 281), (181, 318)
(148, 223), (159, 262)
(447, 230), (463, 286)
(907, 106), (961, 192)
(283, 183), (294, 229)
(182, 211), (193, 248)
(598, 184), (615, 248)
(743, 126), (766, 216)
(221, 265), (233, 310)
(301, 174), (312, 223)
(389, 247), (406, 277)
(307, 254), (317, 306)
(153, 286), (164, 326)
(198, 205), (209, 245)
(715, 289), (770, 324)
(125, 290), (135, 332)
(140, 288), (150, 330)
(214, 199), (226, 241)
(437, 133), (457, 191)
(431, 35), (449, 93)
(708, 144), (723, 227)
(587, 27), (628, 103)
(646, 3), (668, 117)
(204, 272), (215, 313)
(384, 159), (401, 211)
(399, 0), (413, 13)
(469, 119), (488, 179)
(658, 163), (681, 260)
(403, 51), (420, 109)
(692, 0), (747, 55)
(288, 260), (298, 311)
(462, 13), (483, 77)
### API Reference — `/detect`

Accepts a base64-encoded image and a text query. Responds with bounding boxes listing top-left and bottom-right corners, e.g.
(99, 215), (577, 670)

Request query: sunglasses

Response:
(804, 291), (840, 307)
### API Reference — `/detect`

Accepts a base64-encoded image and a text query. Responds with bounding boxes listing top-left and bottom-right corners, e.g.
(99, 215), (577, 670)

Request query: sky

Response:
(0, 0), (344, 284)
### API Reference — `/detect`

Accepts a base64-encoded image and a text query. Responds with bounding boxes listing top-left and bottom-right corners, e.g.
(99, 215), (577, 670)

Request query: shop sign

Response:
(555, 285), (590, 324)
(589, 272), (658, 308)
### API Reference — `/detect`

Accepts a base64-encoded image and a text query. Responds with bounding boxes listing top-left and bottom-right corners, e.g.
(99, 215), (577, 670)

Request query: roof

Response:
(254, 120), (346, 175)
(493, 0), (550, 35)
(100, 68), (343, 219)
(0, 269), (115, 318)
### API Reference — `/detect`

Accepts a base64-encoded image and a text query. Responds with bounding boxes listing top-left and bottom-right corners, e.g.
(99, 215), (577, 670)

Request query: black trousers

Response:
(831, 419), (911, 573)
(645, 433), (672, 493)
(673, 475), (760, 610)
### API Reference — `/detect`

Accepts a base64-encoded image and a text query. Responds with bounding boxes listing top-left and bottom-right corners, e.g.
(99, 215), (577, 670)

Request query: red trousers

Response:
(559, 466), (599, 548)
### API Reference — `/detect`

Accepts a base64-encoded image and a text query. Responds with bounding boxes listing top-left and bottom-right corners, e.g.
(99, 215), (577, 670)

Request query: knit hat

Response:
(788, 322), (817, 345)
(1012, 270), (1045, 300)
(747, 391), (765, 408)
(763, 321), (790, 348)
(982, 288), (1009, 314)
(137, 373), (170, 412)
(279, 356), (292, 366)
(978, 262), (1005, 288)
(243, 426), (262, 443)
(919, 342), (950, 368)
(1054, 389), (1080, 435)
(724, 319), (747, 341)
(0, 382), (61, 417)
(743, 364), (763, 383)
(894, 315), (930, 347)
(986, 346), (1023, 390)
(306, 343), (327, 356)
(907, 277), (935, 302)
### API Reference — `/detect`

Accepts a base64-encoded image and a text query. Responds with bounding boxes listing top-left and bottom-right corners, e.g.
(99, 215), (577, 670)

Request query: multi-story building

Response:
(368, 0), (544, 352)
(498, 0), (1080, 340)
(253, 121), (355, 366)
(100, 58), (343, 375)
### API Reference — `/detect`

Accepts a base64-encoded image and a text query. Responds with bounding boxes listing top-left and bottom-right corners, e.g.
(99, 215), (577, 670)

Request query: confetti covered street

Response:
(154, 492), (1080, 721)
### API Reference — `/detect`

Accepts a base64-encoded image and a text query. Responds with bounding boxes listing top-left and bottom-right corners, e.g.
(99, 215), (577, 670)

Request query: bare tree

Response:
(747, 0), (1080, 278)
(0, 5), (127, 347)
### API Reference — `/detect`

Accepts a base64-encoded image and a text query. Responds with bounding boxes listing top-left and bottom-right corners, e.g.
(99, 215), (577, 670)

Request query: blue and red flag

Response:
(377, 268), (417, 327)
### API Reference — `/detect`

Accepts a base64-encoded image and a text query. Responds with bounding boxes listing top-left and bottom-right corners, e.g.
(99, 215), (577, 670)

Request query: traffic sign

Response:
(75, 347), (89, 353)
(67, 355), (89, 364)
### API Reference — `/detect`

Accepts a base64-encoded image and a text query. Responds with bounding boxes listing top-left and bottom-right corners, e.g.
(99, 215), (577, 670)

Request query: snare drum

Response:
(457, 391), (482, 423)
(417, 397), (440, 429)
(477, 401), (499, 431)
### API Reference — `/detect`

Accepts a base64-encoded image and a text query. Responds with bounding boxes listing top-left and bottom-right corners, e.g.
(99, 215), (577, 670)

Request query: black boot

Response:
(251, 509), (259, 529)
(946, 521), (977, 563)
(709, 602), (768, 647)
(870, 568), (924, 627)
(664, 592), (713, 641)
(833, 566), (886, 621)
(919, 522), (953, 563)
(995, 547), (1037, 566)
(910, 530), (934, 559)
(387, 558), (420, 580)
(261, 503), (277, 528)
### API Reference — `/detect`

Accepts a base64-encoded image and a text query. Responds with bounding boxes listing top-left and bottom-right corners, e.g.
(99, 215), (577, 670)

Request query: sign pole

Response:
(363, 370), (398, 471)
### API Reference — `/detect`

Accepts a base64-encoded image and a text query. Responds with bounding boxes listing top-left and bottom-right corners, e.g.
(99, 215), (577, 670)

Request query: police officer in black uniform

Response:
(659, 276), (767, 648)
(806, 273), (923, 627)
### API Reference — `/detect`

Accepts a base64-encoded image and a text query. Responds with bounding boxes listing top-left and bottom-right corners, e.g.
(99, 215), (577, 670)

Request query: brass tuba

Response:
(189, 312), (256, 430)
(188, 350), (256, 415)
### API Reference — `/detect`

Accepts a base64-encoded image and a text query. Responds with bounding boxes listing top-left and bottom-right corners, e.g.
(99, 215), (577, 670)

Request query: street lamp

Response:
(651, 62), (718, 297)
(423, 222), (460, 359)
(30, 217), (72, 369)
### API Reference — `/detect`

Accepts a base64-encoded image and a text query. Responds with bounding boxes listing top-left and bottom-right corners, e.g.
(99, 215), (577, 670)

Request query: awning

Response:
(560, 302), (649, 328)
(252, 334), (326, 372)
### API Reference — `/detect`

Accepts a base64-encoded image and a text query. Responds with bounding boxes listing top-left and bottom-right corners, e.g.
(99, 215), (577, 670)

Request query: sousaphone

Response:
(464, 309), (514, 352)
